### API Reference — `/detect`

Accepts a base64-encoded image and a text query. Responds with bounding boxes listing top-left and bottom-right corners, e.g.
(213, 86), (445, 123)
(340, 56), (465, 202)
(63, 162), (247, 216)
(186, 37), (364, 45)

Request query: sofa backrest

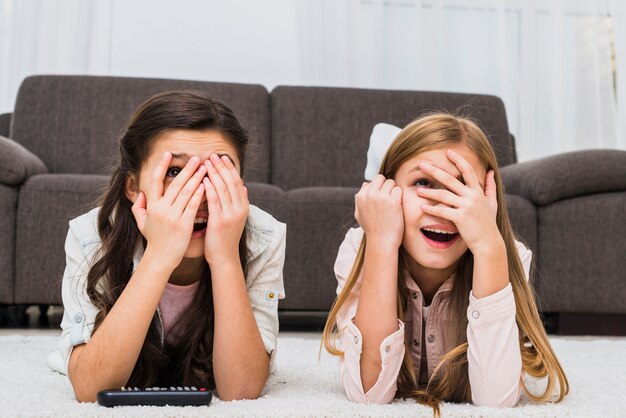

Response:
(10, 75), (271, 182)
(270, 86), (515, 190)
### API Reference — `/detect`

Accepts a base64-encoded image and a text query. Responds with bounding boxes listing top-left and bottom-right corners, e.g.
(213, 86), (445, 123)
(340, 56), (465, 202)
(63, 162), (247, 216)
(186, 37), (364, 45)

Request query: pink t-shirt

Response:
(159, 281), (200, 345)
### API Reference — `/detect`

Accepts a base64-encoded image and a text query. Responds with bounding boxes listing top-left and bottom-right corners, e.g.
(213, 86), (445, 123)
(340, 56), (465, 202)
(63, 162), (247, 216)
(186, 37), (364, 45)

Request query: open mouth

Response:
(420, 228), (458, 243)
(193, 217), (207, 232)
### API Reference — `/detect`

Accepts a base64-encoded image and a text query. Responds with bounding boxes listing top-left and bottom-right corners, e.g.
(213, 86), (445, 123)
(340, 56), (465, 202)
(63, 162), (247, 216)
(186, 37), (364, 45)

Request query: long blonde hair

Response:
(322, 113), (568, 414)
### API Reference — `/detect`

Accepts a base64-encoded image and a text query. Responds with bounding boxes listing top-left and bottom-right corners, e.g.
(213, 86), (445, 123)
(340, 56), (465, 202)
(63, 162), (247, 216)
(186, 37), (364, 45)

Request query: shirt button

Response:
(472, 310), (480, 319)
(413, 339), (419, 346)
(74, 314), (83, 324)
(354, 335), (359, 344)
(384, 345), (391, 353)
(412, 292), (418, 299)
(427, 335), (435, 343)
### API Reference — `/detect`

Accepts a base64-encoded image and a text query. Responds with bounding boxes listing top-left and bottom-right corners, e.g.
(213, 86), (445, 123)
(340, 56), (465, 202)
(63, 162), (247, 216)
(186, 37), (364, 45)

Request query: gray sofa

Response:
(1, 75), (625, 331)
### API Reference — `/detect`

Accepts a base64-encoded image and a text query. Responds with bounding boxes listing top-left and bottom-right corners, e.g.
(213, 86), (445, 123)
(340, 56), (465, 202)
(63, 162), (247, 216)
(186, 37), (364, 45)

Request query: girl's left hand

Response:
(416, 149), (500, 255)
(202, 154), (249, 267)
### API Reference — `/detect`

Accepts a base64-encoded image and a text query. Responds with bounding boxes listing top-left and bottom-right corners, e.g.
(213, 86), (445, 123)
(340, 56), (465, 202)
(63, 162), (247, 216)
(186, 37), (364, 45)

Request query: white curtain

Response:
(0, 0), (112, 114)
(296, 0), (625, 162)
(1, 0), (624, 162)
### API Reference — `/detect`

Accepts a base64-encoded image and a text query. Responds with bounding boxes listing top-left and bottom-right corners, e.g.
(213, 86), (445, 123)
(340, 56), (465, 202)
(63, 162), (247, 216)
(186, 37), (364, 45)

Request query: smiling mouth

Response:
(420, 228), (458, 242)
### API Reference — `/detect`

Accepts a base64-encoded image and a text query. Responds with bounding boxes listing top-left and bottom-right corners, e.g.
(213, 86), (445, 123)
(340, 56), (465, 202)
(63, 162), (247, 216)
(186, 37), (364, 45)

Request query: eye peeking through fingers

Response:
(166, 167), (182, 178)
(413, 178), (432, 188)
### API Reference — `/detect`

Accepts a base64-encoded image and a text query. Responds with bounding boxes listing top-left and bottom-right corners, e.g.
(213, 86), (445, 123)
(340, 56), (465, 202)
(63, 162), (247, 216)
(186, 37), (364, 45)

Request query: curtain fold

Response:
(296, 0), (624, 161)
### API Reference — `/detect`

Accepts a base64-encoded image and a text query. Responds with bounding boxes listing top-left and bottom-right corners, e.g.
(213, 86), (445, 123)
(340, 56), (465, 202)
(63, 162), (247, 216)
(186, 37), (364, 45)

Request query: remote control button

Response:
(152, 387), (160, 391)
(170, 386), (175, 391)
(200, 388), (206, 392)
(184, 387), (190, 391)
(191, 386), (197, 390)
(177, 386), (183, 391)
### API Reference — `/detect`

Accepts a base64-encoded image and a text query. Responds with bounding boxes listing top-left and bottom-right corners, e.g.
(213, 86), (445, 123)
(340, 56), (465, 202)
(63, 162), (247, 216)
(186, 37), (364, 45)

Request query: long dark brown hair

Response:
(85, 91), (250, 388)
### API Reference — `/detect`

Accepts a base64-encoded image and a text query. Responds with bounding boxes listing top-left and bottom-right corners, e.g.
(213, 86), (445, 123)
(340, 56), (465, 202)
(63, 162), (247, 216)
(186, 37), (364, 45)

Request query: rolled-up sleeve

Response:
(339, 319), (405, 404)
(467, 283), (522, 407)
(466, 241), (531, 407)
(334, 228), (405, 404)
(46, 218), (100, 376)
(246, 221), (286, 372)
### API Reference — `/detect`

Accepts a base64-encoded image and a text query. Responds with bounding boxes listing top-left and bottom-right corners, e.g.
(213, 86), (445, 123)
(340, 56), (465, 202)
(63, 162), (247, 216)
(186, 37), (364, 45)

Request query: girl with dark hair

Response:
(47, 91), (286, 402)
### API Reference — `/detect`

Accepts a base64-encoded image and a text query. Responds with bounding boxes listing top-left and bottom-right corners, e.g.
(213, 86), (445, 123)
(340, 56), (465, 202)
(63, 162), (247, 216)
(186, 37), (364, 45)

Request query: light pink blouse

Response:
(334, 227), (532, 407)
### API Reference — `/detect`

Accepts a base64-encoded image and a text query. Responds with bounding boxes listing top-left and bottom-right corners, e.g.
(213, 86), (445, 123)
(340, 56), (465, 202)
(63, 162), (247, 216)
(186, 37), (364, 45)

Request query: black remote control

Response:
(97, 386), (212, 407)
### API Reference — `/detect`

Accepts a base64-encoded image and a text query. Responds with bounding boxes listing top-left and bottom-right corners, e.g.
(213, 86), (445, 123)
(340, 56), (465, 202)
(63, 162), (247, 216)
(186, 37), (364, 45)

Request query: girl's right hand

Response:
(355, 174), (404, 249)
(131, 152), (206, 272)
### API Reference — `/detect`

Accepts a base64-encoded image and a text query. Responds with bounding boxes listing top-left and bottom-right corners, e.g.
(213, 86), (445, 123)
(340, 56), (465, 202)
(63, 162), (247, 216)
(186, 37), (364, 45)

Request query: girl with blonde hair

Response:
(323, 113), (568, 414)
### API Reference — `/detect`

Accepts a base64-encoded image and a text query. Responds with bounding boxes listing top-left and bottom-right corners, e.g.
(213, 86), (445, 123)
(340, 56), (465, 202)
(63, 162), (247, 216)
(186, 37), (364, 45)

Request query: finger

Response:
(131, 192), (147, 230)
(380, 179), (396, 195)
(171, 164), (207, 215)
(391, 186), (403, 205)
(354, 193), (360, 223)
(204, 158), (232, 211)
(214, 154), (245, 207)
(419, 162), (465, 196)
(221, 154), (243, 182)
(484, 170), (498, 210)
(204, 177), (222, 217)
(163, 156), (201, 205)
(369, 174), (386, 191)
(182, 183), (205, 225)
(416, 187), (462, 208)
(421, 204), (458, 223)
(148, 152), (172, 200)
(446, 149), (482, 191)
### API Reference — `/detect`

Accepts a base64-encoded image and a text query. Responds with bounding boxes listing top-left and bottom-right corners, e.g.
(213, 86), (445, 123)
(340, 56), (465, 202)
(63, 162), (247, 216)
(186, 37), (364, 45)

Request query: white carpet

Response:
(0, 334), (624, 417)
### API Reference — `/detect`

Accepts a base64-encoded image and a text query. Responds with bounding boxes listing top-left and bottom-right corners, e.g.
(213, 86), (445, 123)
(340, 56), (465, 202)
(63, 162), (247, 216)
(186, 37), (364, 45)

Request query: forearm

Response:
(69, 249), (171, 402)
(466, 284), (522, 407)
(471, 235), (509, 298)
(353, 243), (399, 392)
(211, 258), (269, 401)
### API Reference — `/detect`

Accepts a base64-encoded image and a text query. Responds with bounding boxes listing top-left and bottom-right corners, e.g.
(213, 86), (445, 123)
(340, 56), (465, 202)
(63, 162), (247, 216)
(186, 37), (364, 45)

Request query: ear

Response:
(124, 174), (139, 203)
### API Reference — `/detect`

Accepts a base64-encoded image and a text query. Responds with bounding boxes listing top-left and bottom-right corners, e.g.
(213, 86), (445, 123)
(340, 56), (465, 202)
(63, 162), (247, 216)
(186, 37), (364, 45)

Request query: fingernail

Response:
(163, 152), (171, 159)
(447, 149), (456, 156)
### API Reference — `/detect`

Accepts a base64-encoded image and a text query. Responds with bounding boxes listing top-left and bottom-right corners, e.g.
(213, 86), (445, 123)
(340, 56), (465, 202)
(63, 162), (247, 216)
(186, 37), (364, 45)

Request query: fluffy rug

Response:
(0, 334), (624, 417)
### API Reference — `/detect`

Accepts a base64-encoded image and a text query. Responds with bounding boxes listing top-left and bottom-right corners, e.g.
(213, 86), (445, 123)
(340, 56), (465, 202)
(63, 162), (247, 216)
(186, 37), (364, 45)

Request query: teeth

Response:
(422, 227), (455, 234)
(194, 217), (207, 224)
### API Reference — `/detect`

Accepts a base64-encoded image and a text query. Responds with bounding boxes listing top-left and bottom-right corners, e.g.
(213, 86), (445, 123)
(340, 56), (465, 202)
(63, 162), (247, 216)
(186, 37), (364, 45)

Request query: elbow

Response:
(218, 384), (264, 401)
(217, 370), (268, 401)
(472, 388), (521, 408)
(73, 385), (98, 403)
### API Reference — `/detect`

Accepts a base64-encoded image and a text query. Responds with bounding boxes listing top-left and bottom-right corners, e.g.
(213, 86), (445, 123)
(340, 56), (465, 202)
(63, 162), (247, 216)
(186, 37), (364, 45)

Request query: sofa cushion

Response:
(0, 135), (47, 185)
(504, 194), (537, 257)
(11, 75), (271, 182)
(14, 174), (109, 304)
(280, 187), (358, 311)
(271, 86), (515, 190)
(536, 192), (626, 314)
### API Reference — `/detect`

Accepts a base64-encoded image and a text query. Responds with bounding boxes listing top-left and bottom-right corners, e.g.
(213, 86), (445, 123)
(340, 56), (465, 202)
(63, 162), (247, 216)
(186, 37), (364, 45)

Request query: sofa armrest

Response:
(0, 135), (48, 185)
(501, 149), (626, 205)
